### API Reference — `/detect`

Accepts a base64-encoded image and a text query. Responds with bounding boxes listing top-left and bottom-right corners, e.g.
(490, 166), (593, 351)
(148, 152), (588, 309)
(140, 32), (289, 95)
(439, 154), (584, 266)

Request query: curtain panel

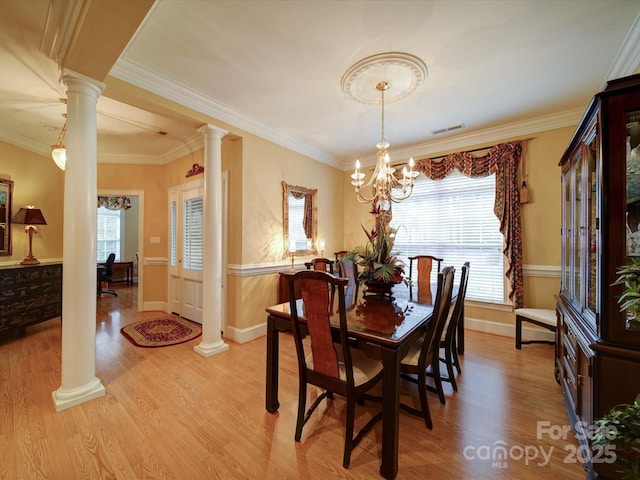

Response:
(97, 196), (132, 211)
(290, 191), (313, 240)
(414, 140), (524, 307)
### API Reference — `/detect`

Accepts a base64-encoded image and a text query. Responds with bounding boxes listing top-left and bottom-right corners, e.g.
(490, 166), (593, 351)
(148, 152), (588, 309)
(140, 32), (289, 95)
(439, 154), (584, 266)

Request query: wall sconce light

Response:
(318, 239), (325, 257)
(12, 206), (47, 265)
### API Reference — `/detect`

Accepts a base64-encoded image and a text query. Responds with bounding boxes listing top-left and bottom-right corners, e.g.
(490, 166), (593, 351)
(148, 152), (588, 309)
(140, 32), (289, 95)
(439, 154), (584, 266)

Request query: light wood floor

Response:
(0, 285), (587, 479)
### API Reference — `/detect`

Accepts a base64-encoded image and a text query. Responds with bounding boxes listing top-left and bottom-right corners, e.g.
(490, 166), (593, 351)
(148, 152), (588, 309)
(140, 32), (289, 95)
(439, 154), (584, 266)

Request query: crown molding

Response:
(110, 58), (343, 169)
(602, 10), (640, 86)
(0, 125), (51, 157)
(351, 108), (584, 169)
(39, 0), (84, 64)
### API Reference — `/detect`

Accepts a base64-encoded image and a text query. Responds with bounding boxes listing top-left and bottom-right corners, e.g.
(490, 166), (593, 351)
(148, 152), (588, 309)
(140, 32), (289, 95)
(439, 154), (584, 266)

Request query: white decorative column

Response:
(194, 124), (230, 357)
(52, 70), (105, 411)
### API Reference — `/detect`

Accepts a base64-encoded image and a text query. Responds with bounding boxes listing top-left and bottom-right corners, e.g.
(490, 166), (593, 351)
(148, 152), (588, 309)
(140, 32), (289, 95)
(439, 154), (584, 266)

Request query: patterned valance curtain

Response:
(290, 191), (313, 240)
(97, 196), (132, 211)
(415, 140), (524, 307)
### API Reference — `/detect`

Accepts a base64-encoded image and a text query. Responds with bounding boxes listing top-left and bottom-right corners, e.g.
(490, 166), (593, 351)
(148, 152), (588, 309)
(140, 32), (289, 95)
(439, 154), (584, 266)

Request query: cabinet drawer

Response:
(563, 341), (576, 370)
(563, 322), (578, 353)
(562, 356), (578, 409)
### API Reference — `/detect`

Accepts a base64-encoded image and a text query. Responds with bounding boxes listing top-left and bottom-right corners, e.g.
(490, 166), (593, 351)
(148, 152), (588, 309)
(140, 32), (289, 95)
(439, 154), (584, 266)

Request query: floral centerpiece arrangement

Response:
(344, 205), (406, 294)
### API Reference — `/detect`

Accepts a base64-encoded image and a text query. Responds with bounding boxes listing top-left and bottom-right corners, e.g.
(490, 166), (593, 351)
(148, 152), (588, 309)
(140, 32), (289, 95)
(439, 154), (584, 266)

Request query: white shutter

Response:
(169, 200), (177, 267)
(391, 171), (505, 304)
(183, 196), (203, 271)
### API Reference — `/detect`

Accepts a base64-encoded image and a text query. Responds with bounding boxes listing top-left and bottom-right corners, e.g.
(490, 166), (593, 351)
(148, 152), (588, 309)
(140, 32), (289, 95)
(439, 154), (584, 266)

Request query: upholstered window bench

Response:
(515, 308), (557, 349)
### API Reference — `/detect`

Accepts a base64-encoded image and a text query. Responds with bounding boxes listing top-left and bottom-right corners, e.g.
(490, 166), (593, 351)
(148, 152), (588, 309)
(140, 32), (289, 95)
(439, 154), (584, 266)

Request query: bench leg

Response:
(515, 317), (522, 349)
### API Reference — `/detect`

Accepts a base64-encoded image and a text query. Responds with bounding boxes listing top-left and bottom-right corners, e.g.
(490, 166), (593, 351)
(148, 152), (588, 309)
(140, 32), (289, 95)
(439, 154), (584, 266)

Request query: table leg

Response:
(380, 346), (400, 480)
(265, 314), (280, 413)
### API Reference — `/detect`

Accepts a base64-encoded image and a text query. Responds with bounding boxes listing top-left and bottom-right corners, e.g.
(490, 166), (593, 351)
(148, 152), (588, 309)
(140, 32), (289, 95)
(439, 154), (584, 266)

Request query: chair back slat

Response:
(446, 262), (470, 340)
(287, 270), (350, 382)
(409, 255), (443, 302)
(419, 266), (455, 367)
(300, 277), (339, 378)
(304, 257), (335, 274)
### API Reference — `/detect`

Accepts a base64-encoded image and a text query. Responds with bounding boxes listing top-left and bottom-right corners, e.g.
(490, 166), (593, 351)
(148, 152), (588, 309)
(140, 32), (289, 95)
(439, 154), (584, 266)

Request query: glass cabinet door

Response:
(626, 110), (640, 331)
(585, 128), (598, 328)
(572, 150), (583, 305)
(562, 167), (571, 296)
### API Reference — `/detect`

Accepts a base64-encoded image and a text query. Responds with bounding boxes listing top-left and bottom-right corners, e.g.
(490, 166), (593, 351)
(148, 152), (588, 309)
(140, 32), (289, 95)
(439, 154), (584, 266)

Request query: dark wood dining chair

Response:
(304, 257), (335, 274)
(400, 265), (455, 429)
(437, 262), (470, 392)
(334, 250), (348, 262)
(337, 257), (359, 310)
(408, 255), (443, 303)
(285, 270), (383, 468)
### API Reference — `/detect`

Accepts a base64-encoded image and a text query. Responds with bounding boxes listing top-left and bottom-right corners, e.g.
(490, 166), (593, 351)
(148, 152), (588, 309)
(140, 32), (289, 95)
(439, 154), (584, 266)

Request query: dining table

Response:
(265, 281), (458, 479)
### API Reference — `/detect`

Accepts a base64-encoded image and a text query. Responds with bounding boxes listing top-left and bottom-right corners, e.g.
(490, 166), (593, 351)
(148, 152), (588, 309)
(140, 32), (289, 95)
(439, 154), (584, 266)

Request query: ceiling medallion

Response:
(341, 52), (427, 105)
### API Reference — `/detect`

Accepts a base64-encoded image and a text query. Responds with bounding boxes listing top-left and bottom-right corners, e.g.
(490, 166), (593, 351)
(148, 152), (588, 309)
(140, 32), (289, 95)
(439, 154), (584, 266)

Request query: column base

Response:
(52, 377), (105, 412)
(194, 340), (229, 357)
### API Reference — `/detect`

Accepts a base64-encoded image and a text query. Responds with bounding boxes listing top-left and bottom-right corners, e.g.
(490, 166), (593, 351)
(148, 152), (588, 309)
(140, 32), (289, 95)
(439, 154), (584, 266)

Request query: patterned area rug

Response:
(121, 316), (202, 348)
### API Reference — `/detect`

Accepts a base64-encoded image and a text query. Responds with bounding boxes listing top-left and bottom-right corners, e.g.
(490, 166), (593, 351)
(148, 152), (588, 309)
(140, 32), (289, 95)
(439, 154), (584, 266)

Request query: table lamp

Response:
(12, 206), (47, 265)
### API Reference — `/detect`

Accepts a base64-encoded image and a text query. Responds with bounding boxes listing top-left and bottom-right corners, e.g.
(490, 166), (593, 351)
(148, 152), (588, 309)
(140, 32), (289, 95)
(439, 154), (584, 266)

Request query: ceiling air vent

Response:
(432, 124), (465, 135)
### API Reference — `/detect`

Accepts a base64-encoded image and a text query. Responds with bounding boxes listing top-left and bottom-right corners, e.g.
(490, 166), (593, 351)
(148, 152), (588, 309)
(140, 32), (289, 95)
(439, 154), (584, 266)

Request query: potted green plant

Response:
(612, 257), (640, 330)
(344, 205), (406, 294)
(591, 394), (640, 480)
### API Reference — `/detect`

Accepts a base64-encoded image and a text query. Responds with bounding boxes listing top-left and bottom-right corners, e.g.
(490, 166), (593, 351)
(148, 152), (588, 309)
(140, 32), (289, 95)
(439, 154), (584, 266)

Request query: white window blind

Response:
(288, 194), (308, 251)
(390, 171), (505, 303)
(96, 206), (122, 262)
(170, 201), (177, 267)
(183, 197), (203, 271)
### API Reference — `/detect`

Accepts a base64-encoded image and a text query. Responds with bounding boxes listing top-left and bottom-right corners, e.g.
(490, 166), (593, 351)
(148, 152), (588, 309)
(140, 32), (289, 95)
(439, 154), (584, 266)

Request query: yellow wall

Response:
(0, 119), (576, 336)
(0, 141), (64, 264)
(342, 126), (576, 326)
(98, 162), (167, 302)
(230, 133), (345, 332)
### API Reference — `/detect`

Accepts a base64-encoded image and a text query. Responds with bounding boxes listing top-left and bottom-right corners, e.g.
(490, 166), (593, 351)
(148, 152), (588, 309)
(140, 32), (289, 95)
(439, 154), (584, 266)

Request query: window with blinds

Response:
(96, 206), (122, 262)
(390, 171), (505, 304)
(183, 197), (203, 271)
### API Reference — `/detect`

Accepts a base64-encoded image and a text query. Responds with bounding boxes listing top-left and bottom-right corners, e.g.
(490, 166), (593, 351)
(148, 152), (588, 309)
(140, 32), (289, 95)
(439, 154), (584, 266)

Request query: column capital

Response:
(62, 69), (106, 97)
(198, 123), (228, 139)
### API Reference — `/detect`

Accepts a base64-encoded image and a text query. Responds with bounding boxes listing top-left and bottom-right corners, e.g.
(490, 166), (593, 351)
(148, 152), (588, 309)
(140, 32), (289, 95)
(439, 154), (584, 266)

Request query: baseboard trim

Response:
(143, 301), (167, 312)
(465, 316), (555, 342)
(224, 322), (267, 344)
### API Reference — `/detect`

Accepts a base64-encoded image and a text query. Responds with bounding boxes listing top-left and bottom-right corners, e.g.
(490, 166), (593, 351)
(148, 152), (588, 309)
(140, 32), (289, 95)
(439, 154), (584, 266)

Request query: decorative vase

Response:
(364, 278), (401, 297)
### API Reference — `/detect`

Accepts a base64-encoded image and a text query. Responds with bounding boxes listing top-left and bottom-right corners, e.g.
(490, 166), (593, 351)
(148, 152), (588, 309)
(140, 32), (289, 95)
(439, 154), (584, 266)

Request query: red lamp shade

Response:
(12, 207), (47, 226)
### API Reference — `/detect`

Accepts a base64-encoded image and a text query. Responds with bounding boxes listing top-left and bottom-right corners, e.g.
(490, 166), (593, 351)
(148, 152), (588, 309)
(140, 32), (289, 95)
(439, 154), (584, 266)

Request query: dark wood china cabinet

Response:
(557, 73), (640, 479)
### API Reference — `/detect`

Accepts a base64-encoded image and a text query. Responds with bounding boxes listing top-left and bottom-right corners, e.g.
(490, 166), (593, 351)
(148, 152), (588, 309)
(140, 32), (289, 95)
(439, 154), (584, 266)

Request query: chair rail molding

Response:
(523, 264), (561, 278)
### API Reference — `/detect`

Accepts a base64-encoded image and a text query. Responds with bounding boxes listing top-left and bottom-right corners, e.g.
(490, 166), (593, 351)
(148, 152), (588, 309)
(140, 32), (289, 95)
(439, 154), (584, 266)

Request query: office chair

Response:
(99, 253), (118, 297)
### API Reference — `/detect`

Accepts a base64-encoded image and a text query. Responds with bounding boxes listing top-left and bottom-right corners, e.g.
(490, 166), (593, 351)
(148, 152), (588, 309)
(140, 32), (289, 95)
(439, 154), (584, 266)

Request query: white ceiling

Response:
(1, 0), (640, 170)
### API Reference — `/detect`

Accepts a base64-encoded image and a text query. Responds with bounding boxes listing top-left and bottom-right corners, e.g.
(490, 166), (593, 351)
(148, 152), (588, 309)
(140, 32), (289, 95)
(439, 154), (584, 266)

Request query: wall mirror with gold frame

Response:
(0, 178), (13, 256)
(282, 181), (317, 257)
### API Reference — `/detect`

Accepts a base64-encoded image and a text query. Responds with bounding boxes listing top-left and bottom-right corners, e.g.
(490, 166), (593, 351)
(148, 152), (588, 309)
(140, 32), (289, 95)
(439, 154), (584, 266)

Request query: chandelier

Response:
(51, 99), (67, 171)
(51, 117), (66, 171)
(351, 81), (418, 212)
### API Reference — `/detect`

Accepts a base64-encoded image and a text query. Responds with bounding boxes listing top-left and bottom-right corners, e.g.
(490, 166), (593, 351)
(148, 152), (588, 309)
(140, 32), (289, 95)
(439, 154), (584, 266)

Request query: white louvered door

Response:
(168, 180), (204, 323)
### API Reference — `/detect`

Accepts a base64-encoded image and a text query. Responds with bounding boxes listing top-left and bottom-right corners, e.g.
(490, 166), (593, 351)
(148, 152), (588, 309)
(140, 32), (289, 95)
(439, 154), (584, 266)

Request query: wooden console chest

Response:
(0, 262), (62, 336)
